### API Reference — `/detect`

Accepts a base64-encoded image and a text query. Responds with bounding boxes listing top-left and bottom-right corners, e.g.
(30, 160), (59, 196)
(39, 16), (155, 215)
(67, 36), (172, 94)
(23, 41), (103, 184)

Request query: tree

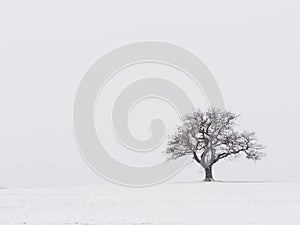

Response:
(166, 108), (265, 181)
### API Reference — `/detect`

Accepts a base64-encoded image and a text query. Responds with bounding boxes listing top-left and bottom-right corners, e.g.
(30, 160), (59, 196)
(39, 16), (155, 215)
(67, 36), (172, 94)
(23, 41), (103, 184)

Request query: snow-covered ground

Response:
(0, 182), (299, 225)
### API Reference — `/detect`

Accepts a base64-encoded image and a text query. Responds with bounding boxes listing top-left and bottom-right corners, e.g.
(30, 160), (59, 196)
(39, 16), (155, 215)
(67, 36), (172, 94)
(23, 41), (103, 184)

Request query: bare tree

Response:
(166, 108), (265, 181)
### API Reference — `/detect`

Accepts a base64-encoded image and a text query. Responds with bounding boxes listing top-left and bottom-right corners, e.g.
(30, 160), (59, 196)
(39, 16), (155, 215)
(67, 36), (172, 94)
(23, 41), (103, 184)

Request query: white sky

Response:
(0, 0), (300, 188)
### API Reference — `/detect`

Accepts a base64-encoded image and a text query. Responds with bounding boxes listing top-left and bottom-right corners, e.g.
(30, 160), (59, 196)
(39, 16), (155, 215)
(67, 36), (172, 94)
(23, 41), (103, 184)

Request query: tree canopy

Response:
(166, 108), (265, 181)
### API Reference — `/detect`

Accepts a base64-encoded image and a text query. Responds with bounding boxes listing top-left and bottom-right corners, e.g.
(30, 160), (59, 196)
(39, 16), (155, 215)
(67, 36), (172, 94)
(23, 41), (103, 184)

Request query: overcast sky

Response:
(0, 0), (300, 188)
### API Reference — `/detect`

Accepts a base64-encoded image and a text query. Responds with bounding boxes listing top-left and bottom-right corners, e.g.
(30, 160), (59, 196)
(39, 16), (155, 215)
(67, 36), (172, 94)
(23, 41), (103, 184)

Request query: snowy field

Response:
(0, 182), (299, 225)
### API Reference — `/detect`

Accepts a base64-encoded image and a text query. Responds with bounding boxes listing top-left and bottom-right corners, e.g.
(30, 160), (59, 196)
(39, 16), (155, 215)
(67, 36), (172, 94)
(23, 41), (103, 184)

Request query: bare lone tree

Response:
(166, 108), (265, 181)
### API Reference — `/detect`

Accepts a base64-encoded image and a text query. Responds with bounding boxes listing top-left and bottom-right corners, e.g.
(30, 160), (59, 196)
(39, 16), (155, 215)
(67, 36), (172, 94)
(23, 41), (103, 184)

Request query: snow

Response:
(0, 182), (299, 225)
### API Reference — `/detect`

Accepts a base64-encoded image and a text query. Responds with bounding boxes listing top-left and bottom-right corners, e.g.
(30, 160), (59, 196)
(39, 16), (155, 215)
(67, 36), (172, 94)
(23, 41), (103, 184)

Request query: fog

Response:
(0, 0), (299, 187)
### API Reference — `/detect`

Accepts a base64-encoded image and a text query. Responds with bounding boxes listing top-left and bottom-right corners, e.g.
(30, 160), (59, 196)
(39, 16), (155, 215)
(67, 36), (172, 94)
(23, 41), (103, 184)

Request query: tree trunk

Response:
(204, 165), (214, 181)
